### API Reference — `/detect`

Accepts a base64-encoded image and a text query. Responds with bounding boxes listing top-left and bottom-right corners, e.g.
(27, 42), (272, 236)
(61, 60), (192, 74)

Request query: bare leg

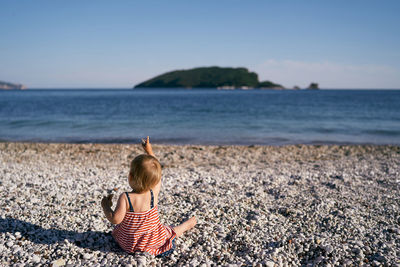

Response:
(173, 216), (197, 238)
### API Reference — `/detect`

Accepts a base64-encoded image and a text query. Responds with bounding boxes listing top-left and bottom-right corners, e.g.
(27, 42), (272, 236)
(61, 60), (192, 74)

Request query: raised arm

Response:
(142, 136), (156, 158)
(142, 136), (162, 201)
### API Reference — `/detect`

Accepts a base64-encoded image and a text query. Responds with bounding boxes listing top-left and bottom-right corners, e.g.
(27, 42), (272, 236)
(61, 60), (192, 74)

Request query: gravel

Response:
(0, 142), (399, 266)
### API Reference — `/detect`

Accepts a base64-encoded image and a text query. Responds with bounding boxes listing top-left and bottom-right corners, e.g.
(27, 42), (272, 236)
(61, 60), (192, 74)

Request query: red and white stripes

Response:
(112, 206), (176, 256)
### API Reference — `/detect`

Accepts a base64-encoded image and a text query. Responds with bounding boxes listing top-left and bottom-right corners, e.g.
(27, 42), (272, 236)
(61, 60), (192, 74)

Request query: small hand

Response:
(101, 194), (113, 208)
(141, 136), (154, 156)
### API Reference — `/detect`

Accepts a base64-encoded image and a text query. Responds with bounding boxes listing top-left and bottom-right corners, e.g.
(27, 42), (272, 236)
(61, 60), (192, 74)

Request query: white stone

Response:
(31, 254), (40, 263)
(51, 258), (66, 267)
(83, 253), (92, 260)
(13, 247), (22, 254)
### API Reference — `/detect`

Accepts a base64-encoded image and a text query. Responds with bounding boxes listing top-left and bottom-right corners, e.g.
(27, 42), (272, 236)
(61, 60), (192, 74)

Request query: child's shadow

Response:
(0, 217), (121, 253)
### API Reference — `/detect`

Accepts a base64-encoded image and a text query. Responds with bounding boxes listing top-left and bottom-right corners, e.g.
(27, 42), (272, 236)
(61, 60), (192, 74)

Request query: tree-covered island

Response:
(134, 67), (285, 89)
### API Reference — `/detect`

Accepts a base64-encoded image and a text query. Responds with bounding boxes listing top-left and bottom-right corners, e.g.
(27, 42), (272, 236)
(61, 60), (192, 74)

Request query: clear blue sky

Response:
(1, 0), (399, 88)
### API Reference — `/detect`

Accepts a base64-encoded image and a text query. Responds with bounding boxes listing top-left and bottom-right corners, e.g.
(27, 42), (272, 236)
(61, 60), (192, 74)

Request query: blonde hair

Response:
(128, 154), (161, 193)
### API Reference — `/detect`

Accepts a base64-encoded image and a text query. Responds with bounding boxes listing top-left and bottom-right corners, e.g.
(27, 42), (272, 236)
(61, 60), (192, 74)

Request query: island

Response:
(258, 80), (284, 90)
(0, 80), (26, 90)
(134, 66), (284, 89)
(307, 82), (319, 90)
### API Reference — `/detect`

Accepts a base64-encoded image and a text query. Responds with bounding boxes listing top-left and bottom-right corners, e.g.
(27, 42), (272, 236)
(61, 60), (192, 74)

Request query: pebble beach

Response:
(0, 142), (399, 266)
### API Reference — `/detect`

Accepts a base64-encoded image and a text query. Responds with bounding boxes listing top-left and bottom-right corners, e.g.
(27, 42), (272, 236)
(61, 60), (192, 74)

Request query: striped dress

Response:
(112, 190), (176, 256)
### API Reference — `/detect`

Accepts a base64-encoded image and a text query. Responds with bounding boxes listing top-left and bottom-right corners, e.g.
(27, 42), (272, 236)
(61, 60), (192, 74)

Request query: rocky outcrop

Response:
(307, 82), (319, 90)
(0, 81), (26, 90)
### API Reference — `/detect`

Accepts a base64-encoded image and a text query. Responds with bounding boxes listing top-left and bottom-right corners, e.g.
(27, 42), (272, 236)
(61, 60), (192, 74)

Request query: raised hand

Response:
(141, 136), (155, 157)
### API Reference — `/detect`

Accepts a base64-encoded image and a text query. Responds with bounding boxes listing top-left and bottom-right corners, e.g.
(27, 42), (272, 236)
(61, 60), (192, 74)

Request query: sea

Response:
(0, 89), (399, 146)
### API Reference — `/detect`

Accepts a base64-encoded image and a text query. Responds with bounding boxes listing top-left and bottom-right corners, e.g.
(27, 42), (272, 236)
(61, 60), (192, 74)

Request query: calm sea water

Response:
(0, 89), (399, 145)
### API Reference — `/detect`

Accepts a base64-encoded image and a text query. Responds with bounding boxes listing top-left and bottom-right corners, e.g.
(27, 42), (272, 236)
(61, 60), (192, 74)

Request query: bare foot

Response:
(186, 216), (197, 229)
(173, 216), (197, 238)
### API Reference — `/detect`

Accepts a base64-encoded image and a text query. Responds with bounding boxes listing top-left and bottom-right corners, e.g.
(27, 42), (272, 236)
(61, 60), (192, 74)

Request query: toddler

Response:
(101, 136), (196, 257)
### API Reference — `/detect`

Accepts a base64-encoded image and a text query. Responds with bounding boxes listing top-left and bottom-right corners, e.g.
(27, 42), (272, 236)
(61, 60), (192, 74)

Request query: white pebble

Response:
(83, 253), (92, 260)
(51, 258), (66, 267)
(31, 254), (40, 263)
